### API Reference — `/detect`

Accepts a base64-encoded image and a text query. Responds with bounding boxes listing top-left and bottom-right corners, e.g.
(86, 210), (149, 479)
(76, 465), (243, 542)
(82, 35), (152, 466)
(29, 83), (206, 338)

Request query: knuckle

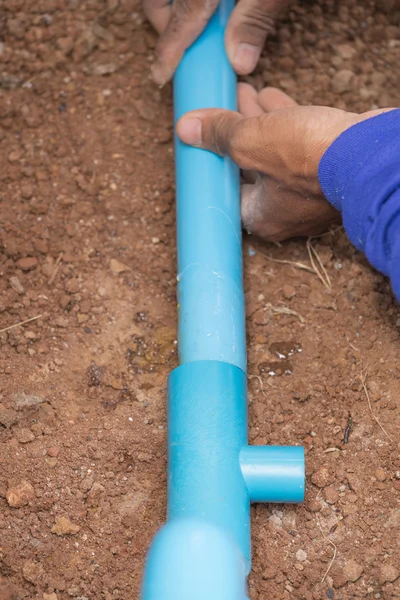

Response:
(238, 1), (276, 38)
(229, 118), (261, 168)
(174, 0), (217, 21)
(211, 113), (237, 155)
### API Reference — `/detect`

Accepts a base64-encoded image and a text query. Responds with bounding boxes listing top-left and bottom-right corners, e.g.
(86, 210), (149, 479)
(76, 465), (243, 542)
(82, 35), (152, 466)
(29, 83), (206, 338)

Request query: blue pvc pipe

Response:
(142, 361), (304, 600)
(141, 2), (305, 598)
(173, 0), (245, 371)
(240, 445), (305, 503)
(167, 362), (304, 558)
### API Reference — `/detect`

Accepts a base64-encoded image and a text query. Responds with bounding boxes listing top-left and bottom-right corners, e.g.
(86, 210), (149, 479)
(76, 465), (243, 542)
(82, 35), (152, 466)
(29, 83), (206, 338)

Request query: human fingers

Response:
(142, 0), (171, 34)
(257, 86), (298, 112)
(177, 107), (269, 172)
(225, 0), (290, 74)
(150, 0), (219, 85)
(238, 82), (265, 117)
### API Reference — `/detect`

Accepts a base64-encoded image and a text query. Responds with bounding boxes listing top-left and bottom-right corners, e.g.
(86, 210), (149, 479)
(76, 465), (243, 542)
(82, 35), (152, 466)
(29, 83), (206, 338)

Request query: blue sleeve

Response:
(318, 109), (400, 301)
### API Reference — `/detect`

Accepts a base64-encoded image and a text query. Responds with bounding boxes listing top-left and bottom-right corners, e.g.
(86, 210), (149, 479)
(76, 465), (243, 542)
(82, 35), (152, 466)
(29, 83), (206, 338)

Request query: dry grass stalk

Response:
(360, 369), (393, 442)
(318, 523), (337, 584)
(257, 242), (332, 291)
(248, 375), (267, 398)
(258, 251), (315, 274)
(306, 239), (332, 291)
(266, 303), (305, 323)
(0, 315), (43, 335)
(48, 253), (63, 285)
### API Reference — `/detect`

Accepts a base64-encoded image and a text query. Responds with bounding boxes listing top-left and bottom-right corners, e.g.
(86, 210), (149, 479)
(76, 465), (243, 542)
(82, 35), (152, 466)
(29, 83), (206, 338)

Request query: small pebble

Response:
(334, 43), (357, 60)
(15, 427), (35, 444)
(110, 258), (130, 274)
(331, 69), (354, 93)
(379, 564), (399, 584)
(282, 284), (296, 300)
(375, 468), (386, 482)
(6, 480), (35, 508)
(51, 516), (80, 536)
(13, 393), (45, 409)
(17, 257), (38, 271)
(9, 276), (25, 295)
(311, 466), (335, 488)
(296, 549), (307, 562)
(324, 485), (339, 505)
(8, 149), (22, 163)
(47, 446), (60, 457)
(343, 559), (364, 583)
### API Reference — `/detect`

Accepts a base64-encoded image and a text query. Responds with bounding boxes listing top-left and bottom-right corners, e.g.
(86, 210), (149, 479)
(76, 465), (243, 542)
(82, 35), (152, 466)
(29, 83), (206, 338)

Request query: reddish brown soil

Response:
(0, 1), (399, 599)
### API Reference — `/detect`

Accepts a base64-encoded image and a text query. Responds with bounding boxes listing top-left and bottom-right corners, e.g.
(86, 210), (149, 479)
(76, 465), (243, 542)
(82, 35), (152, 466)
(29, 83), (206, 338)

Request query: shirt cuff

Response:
(317, 109), (400, 301)
(318, 109), (400, 213)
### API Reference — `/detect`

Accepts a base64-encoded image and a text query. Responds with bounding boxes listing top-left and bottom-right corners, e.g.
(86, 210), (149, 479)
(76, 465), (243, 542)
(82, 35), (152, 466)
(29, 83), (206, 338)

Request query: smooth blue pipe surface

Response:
(140, 1), (305, 598)
(141, 361), (305, 600)
(173, 1), (245, 371)
(168, 361), (250, 561)
(240, 446), (305, 503)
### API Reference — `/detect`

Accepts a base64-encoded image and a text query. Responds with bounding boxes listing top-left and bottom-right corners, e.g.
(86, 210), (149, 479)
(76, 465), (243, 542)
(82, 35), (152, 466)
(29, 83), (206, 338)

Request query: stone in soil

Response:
(16, 257), (38, 271)
(311, 466), (335, 488)
(13, 392), (45, 409)
(296, 549), (307, 562)
(0, 1), (399, 598)
(15, 427), (35, 443)
(0, 404), (18, 428)
(51, 516), (80, 536)
(343, 559), (364, 583)
(9, 276), (25, 295)
(46, 446), (60, 457)
(110, 258), (130, 274)
(22, 560), (45, 585)
(379, 564), (399, 584)
(6, 480), (35, 508)
(331, 69), (354, 93)
(324, 485), (339, 504)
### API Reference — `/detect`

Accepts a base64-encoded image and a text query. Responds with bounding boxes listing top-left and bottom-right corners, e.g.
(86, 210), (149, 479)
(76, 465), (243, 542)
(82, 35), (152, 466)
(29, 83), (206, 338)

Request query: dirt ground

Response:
(0, 0), (399, 598)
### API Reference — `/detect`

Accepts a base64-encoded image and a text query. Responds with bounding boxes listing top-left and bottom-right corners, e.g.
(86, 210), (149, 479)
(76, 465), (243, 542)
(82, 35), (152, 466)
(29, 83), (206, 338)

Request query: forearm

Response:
(318, 109), (400, 300)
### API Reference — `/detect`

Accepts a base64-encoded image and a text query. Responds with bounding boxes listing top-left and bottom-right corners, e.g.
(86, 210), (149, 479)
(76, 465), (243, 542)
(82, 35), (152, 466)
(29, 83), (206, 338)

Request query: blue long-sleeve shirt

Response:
(318, 109), (400, 301)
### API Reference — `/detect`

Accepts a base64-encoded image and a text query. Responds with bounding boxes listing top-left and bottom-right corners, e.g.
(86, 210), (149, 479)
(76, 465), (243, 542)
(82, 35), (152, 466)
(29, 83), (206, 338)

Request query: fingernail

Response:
(233, 43), (259, 74)
(151, 61), (169, 86)
(177, 117), (202, 145)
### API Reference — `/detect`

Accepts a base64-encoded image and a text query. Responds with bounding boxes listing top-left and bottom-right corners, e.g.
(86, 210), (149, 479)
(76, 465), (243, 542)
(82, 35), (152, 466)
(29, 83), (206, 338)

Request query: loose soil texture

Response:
(0, 1), (399, 599)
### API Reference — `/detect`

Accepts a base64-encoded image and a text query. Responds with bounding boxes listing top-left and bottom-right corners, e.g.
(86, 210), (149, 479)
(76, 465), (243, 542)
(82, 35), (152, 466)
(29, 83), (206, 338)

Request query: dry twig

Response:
(318, 523), (337, 584)
(258, 251), (315, 274)
(266, 303), (305, 323)
(257, 242), (333, 291)
(307, 239), (332, 290)
(361, 369), (393, 442)
(48, 253), (63, 285)
(248, 375), (267, 398)
(0, 314), (43, 335)
(308, 225), (344, 241)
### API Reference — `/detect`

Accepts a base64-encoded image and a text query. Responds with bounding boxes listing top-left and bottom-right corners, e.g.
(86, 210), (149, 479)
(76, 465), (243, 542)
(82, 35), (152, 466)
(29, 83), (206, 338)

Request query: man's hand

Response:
(176, 84), (390, 242)
(143, 0), (289, 85)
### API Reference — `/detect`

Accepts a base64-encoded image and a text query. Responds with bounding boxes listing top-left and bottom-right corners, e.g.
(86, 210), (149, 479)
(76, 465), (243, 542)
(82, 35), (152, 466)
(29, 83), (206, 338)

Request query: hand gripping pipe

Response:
(141, 2), (305, 598)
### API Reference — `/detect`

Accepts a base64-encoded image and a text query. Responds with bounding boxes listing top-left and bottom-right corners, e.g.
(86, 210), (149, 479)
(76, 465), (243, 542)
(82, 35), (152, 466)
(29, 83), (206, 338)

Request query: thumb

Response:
(177, 108), (267, 171)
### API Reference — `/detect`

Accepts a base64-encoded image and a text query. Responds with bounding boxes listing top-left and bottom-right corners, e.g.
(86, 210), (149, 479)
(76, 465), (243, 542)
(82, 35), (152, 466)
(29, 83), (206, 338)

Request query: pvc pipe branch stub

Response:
(240, 446), (305, 504)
